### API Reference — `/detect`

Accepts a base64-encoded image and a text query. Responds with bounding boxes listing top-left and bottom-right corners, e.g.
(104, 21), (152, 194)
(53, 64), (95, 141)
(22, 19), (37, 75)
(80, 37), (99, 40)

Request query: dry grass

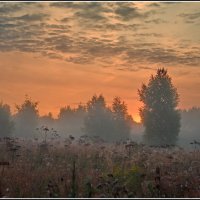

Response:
(0, 136), (199, 198)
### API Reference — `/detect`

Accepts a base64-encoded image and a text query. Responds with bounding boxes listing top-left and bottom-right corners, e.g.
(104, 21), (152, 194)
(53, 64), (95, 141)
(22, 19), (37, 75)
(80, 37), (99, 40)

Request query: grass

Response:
(0, 136), (199, 198)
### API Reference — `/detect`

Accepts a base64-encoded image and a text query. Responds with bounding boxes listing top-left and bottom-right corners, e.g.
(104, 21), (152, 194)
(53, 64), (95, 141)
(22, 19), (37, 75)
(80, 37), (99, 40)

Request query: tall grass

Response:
(0, 136), (199, 198)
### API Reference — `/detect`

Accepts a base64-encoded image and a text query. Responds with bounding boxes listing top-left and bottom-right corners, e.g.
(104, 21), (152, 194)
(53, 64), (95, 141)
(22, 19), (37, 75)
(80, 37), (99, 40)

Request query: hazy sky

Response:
(0, 2), (200, 122)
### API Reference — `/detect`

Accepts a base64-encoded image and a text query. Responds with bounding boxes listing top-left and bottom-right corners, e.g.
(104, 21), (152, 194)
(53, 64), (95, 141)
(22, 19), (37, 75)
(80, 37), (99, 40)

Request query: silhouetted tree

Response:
(0, 102), (14, 137)
(57, 104), (86, 137)
(13, 95), (39, 138)
(112, 97), (131, 141)
(84, 94), (114, 142)
(138, 68), (180, 145)
(58, 105), (75, 120)
(75, 104), (87, 117)
(84, 95), (132, 142)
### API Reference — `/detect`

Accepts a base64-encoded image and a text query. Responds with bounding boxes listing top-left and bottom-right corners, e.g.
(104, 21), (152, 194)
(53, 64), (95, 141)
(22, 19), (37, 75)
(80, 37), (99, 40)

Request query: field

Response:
(0, 135), (199, 198)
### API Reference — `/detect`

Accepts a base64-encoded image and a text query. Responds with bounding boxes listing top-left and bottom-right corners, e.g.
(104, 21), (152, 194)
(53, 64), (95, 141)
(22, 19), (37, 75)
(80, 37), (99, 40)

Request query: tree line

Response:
(1, 68), (198, 146)
(0, 94), (133, 142)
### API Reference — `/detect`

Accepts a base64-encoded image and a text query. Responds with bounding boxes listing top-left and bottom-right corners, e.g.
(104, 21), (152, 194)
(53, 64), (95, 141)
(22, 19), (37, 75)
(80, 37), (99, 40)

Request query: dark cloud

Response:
(74, 10), (106, 22)
(114, 3), (164, 22)
(185, 20), (196, 24)
(50, 2), (110, 11)
(0, 2), (44, 14)
(16, 13), (49, 22)
(178, 12), (200, 24)
(0, 15), (47, 52)
(83, 23), (144, 32)
(60, 17), (71, 23)
(44, 24), (72, 35)
(133, 33), (163, 37)
(140, 66), (155, 70)
(115, 4), (146, 21)
(145, 19), (167, 24)
(66, 55), (93, 65)
(124, 46), (200, 68)
(51, 2), (111, 23)
(41, 52), (64, 60)
(0, 3), (23, 14)
(0, 23), (17, 29)
(74, 3), (112, 23)
(0, 2), (199, 69)
(50, 2), (81, 9)
(44, 35), (75, 53)
(81, 40), (125, 58)
(185, 12), (200, 20)
(117, 67), (139, 72)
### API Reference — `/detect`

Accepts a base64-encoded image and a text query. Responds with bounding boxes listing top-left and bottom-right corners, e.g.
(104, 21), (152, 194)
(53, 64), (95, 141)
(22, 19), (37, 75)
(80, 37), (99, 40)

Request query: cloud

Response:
(81, 39), (125, 58)
(16, 13), (49, 22)
(51, 2), (111, 23)
(50, 2), (110, 11)
(60, 17), (71, 23)
(184, 12), (200, 20)
(66, 56), (93, 65)
(82, 22), (144, 32)
(178, 12), (200, 23)
(41, 52), (64, 60)
(50, 2), (75, 8)
(145, 19), (167, 24)
(133, 33), (163, 37)
(148, 3), (161, 7)
(0, 3), (23, 14)
(0, 2), (200, 70)
(115, 4), (147, 21)
(0, 2), (44, 15)
(74, 10), (106, 22)
(124, 46), (200, 68)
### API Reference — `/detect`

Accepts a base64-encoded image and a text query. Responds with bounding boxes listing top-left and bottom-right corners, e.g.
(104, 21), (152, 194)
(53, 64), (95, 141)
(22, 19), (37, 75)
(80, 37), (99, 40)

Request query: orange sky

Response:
(0, 2), (200, 123)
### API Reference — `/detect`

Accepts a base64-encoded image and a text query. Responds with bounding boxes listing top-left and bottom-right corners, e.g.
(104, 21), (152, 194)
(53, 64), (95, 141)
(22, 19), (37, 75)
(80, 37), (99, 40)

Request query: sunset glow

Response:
(0, 2), (200, 121)
(132, 115), (141, 123)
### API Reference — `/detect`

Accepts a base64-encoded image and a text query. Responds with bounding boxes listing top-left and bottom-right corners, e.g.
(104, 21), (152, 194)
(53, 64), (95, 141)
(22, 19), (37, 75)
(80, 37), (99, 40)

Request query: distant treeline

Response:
(1, 66), (200, 147)
(0, 95), (199, 145)
(0, 95), (137, 142)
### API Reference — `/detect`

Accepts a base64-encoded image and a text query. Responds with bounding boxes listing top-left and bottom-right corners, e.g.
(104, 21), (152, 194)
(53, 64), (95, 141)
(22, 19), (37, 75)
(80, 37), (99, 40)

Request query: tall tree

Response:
(112, 97), (131, 141)
(84, 94), (114, 142)
(58, 106), (75, 120)
(0, 102), (14, 137)
(57, 104), (86, 137)
(138, 68), (180, 145)
(14, 95), (39, 138)
(84, 95), (132, 142)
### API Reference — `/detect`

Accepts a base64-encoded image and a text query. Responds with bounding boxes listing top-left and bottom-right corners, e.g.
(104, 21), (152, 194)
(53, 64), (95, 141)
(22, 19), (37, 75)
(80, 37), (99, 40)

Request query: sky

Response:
(0, 2), (200, 122)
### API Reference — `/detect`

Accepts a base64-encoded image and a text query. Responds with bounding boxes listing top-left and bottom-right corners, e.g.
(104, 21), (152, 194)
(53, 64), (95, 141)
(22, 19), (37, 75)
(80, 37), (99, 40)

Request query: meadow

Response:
(0, 134), (199, 198)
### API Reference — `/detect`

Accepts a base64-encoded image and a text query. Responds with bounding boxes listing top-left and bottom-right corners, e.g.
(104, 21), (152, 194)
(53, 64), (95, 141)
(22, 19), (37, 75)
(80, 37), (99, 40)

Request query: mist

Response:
(1, 96), (199, 150)
(178, 107), (200, 149)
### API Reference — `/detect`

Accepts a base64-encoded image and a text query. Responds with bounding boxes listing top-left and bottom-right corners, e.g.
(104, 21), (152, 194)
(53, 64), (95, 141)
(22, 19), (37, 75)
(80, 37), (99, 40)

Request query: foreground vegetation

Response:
(0, 135), (199, 198)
